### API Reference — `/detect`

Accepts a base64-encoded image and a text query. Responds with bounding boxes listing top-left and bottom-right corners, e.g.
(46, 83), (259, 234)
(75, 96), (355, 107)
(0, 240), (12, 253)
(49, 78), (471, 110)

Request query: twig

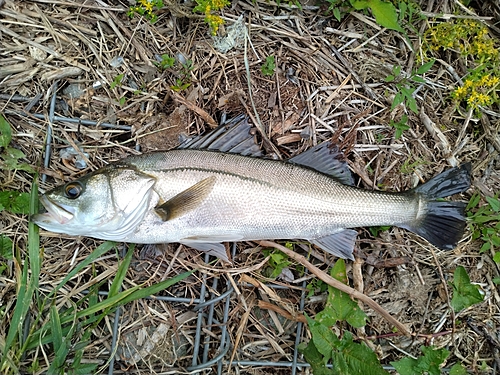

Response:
(169, 90), (218, 128)
(259, 241), (411, 336)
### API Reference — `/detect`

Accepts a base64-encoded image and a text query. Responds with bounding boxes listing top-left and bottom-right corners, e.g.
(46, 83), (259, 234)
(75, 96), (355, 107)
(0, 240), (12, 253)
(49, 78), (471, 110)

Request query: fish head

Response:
(33, 166), (156, 239)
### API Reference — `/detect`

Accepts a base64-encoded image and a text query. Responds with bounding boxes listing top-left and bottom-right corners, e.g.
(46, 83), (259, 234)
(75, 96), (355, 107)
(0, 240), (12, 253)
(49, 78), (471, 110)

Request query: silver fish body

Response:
(33, 148), (470, 261)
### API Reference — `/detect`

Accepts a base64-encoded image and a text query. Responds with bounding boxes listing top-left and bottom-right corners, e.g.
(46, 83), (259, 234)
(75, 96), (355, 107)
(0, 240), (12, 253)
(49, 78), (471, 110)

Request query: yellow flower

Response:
(454, 85), (467, 99)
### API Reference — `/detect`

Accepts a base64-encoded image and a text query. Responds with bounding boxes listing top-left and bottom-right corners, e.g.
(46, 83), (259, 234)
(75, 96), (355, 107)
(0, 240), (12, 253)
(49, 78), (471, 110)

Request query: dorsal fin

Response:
(289, 143), (354, 186)
(178, 115), (262, 157)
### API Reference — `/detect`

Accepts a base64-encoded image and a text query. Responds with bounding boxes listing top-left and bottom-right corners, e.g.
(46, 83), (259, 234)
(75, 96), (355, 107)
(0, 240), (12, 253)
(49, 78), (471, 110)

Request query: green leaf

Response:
(485, 196), (500, 212)
(368, 0), (404, 32)
(316, 260), (367, 328)
(0, 191), (31, 214)
(0, 235), (13, 260)
(261, 55), (276, 76)
(332, 332), (389, 375)
(299, 340), (335, 375)
(412, 76), (426, 83)
(392, 92), (404, 109)
(350, 0), (369, 10)
(333, 7), (342, 22)
(493, 251), (500, 263)
(450, 363), (468, 375)
(391, 346), (449, 375)
(110, 74), (124, 90)
(306, 315), (338, 361)
(0, 113), (12, 148)
(450, 266), (484, 312)
(416, 59), (435, 75)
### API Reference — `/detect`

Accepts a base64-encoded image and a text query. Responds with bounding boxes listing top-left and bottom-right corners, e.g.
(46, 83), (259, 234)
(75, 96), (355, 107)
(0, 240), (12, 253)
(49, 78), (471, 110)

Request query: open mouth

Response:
(32, 195), (75, 225)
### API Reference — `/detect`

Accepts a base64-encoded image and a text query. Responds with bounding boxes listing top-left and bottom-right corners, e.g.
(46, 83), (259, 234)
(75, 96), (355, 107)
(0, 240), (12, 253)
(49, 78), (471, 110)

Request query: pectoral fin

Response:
(309, 229), (358, 260)
(155, 176), (216, 221)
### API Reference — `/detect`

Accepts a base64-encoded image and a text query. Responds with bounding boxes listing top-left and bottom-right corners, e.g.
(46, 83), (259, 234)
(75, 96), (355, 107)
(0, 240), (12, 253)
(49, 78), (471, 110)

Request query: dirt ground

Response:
(1, 0), (499, 374)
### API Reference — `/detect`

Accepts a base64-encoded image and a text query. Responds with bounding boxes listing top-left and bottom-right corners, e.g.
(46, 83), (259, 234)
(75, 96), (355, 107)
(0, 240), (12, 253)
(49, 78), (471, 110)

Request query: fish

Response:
(32, 116), (471, 262)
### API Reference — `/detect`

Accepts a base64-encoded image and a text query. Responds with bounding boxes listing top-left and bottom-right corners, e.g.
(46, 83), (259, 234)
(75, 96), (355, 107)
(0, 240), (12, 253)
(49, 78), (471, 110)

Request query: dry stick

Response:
(169, 90), (218, 128)
(259, 240), (411, 337)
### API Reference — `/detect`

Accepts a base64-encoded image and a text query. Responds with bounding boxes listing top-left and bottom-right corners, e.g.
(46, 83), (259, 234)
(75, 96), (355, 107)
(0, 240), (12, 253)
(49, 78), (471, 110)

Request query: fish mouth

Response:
(32, 195), (75, 225)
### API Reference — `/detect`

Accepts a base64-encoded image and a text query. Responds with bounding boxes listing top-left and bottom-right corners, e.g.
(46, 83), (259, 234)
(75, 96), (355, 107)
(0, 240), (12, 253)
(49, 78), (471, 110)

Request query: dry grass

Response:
(1, 0), (500, 373)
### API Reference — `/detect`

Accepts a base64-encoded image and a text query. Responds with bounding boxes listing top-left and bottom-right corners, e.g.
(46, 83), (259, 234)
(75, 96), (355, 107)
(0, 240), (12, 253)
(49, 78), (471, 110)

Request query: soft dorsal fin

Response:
(289, 143), (354, 186)
(178, 115), (262, 157)
(154, 176), (216, 221)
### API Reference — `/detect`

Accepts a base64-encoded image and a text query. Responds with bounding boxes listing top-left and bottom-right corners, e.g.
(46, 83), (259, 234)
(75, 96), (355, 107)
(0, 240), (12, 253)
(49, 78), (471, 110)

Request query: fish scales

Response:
(124, 149), (418, 243)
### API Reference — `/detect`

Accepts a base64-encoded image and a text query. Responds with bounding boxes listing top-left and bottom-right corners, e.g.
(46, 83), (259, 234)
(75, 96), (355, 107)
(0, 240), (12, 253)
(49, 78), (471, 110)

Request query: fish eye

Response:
(64, 182), (84, 199)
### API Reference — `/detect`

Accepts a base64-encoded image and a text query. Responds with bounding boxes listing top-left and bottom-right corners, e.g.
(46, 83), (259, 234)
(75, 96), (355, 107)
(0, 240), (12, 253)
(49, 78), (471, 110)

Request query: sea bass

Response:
(32, 117), (471, 261)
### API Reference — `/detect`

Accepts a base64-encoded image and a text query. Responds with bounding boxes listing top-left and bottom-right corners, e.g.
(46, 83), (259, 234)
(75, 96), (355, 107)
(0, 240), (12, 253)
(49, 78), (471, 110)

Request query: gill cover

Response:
(33, 166), (156, 238)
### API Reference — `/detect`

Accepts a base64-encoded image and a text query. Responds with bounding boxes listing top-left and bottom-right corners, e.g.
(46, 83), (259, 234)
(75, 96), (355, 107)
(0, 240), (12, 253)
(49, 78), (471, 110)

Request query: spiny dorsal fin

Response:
(178, 115), (262, 157)
(289, 143), (354, 186)
(154, 176), (216, 221)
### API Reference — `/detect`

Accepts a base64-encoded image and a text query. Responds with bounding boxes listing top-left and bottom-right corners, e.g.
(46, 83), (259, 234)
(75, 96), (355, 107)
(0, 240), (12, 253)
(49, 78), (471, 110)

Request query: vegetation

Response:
(424, 19), (500, 112)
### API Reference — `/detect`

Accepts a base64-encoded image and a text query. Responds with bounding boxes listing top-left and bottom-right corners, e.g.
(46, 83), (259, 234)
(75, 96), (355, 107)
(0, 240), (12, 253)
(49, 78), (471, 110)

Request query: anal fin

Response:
(309, 229), (358, 260)
(180, 240), (231, 263)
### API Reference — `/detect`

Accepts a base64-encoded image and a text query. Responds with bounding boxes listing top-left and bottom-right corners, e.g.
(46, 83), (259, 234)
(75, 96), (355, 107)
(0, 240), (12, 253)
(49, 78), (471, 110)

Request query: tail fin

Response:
(400, 163), (471, 250)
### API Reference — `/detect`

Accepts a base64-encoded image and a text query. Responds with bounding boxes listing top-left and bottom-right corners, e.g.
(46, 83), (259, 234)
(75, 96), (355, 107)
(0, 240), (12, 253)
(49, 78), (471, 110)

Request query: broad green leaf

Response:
(486, 196), (500, 212)
(333, 332), (389, 375)
(316, 260), (367, 328)
(368, 0), (404, 32)
(450, 266), (483, 312)
(416, 59), (435, 75)
(350, 0), (369, 10)
(0, 191), (31, 214)
(307, 316), (338, 361)
(392, 346), (449, 375)
(298, 340), (335, 375)
(0, 113), (12, 148)
(407, 96), (419, 113)
(450, 363), (468, 375)
(391, 356), (419, 375)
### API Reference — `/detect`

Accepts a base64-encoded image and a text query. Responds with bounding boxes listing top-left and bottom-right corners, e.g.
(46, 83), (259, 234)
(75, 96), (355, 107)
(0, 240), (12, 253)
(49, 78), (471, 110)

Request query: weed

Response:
(299, 259), (385, 374)
(261, 56), (276, 77)
(0, 114), (34, 173)
(127, 0), (164, 23)
(385, 59), (435, 114)
(171, 59), (194, 92)
(154, 54), (176, 71)
(399, 157), (426, 174)
(299, 258), (472, 373)
(262, 246), (292, 278)
(324, 0), (403, 32)
(193, 0), (230, 35)
(110, 74), (124, 90)
(467, 193), (500, 261)
(424, 19), (500, 112)
(389, 115), (410, 139)
(450, 266), (484, 312)
(391, 346), (450, 375)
